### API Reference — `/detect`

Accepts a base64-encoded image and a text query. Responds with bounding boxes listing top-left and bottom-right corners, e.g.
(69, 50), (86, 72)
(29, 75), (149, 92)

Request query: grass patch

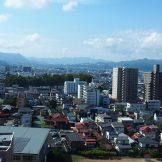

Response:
(72, 154), (86, 162)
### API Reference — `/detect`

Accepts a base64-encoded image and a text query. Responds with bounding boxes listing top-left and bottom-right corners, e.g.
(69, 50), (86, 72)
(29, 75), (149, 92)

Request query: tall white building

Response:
(82, 83), (100, 106)
(64, 78), (86, 95)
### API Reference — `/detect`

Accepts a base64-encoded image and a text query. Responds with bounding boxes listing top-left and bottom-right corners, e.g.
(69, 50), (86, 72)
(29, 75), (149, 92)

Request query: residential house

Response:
(114, 133), (133, 155)
(138, 137), (159, 148)
(97, 123), (113, 136)
(154, 113), (162, 124)
(106, 129), (118, 142)
(61, 131), (85, 151)
(139, 125), (159, 139)
(133, 119), (145, 130)
(21, 114), (32, 127)
(73, 123), (96, 148)
(111, 122), (124, 134)
(18, 108), (33, 115)
(118, 117), (134, 126)
(45, 113), (69, 129)
(95, 114), (112, 123)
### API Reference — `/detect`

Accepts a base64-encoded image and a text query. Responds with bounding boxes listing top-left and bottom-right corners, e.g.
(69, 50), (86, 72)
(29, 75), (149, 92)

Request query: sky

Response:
(0, 0), (162, 61)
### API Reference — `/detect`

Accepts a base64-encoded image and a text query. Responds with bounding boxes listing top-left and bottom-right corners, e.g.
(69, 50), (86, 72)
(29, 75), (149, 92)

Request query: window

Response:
(23, 155), (35, 161)
(13, 155), (21, 161)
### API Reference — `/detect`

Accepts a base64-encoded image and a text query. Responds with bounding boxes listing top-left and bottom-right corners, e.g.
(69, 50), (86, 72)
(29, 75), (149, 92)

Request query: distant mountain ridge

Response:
(0, 52), (162, 71)
(28, 57), (108, 64)
(0, 52), (29, 65)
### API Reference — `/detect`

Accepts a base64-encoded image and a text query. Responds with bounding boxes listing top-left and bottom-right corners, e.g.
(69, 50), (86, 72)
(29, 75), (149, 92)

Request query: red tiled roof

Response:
(86, 138), (96, 142)
(46, 113), (68, 122)
(51, 113), (65, 119)
(144, 132), (156, 135)
(139, 125), (158, 132)
(127, 126), (133, 129)
(139, 126), (149, 131)
(129, 114), (135, 117)
(131, 132), (141, 139)
(0, 112), (10, 117)
(75, 122), (88, 129)
(79, 133), (85, 139)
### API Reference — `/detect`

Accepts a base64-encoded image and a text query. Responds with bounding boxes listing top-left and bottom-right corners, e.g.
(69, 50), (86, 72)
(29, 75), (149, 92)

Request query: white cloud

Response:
(0, 33), (41, 50)
(62, 0), (78, 11)
(0, 14), (10, 22)
(4, 0), (100, 11)
(142, 32), (162, 48)
(83, 37), (123, 48)
(83, 30), (162, 60)
(24, 33), (41, 42)
(4, 0), (52, 9)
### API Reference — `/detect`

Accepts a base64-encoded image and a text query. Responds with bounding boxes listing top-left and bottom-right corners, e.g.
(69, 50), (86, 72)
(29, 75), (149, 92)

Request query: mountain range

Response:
(0, 52), (162, 71)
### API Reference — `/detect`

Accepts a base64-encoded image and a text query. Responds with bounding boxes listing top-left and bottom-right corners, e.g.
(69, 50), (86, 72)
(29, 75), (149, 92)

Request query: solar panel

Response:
(14, 137), (30, 152)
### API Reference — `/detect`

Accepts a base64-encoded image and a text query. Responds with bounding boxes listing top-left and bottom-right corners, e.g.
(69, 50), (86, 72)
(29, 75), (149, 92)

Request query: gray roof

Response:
(65, 132), (84, 142)
(117, 144), (131, 149)
(0, 126), (50, 155)
(139, 137), (159, 144)
(111, 122), (124, 128)
(133, 119), (144, 124)
(97, 122), (111, 128)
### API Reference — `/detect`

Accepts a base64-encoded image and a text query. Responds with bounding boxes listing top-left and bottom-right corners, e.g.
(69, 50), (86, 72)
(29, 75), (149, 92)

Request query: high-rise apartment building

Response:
(112, 67), (138, 103)
(144, 64), (162, 102)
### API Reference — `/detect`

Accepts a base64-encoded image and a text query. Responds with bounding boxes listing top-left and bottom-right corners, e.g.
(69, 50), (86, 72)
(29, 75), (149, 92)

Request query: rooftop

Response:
(111, 122), (124, 128)
(0, 126), (50, 154)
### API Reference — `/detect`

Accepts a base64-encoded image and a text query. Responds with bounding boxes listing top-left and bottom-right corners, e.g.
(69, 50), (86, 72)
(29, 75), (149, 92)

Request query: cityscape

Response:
(1, 0), (162, 162)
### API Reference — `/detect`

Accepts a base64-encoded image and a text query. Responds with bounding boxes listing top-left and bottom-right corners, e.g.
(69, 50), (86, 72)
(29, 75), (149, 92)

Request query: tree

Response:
(48, 99), (57, 109)
(3, 97), (17, 107)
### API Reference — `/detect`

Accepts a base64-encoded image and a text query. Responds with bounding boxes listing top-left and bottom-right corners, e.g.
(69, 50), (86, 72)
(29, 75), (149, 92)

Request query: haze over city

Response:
(0, 0), (162, 61)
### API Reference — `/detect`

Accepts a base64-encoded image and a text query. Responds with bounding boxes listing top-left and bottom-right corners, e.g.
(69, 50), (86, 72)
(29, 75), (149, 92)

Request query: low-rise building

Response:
(126, 103), (145, 113)
(146, 100), (161, 112)
(118, 117), (134, 126)
(139, 125), (159, 139)
(114, 133), (132, 155)
(95, 114), (112, 123)
(0, 126), (50, 162)
(0, 132), (14, 162)
(111, 122), (124, 134)
(45, 113), (69, 129)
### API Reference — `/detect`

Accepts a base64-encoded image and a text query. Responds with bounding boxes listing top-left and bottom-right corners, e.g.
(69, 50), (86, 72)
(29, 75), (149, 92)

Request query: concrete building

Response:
(144, 64), (162, 103)
(0, 133), (14, 162)
(146, 100), (161, 112)
(95, 114), (112, 123)
(126, 103), (145, 113)
(0, 83), (5, 98)
(21, 114), (32, 127)
(0, 126), (50, 162)
(64, 78), (86, 95)
(16, 87), (25, 109)
(82, 83), (100, 106)
(112, 67), (138, 103)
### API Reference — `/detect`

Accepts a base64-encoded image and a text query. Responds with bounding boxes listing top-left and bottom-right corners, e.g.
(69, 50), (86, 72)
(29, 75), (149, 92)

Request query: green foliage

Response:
(80, 147), (116, 158)
(47, 99), (57, 109)
(3, 97), (17, 106)
(144, 148), (162, 158)
(47, 148), (72, 162)
(72, 154), (85, 162)
(81, 148), (108, 157)
(4, 74), (92, 87)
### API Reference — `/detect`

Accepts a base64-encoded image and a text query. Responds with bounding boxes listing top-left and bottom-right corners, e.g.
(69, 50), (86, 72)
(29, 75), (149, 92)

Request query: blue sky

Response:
(0, 0), (162, 61)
